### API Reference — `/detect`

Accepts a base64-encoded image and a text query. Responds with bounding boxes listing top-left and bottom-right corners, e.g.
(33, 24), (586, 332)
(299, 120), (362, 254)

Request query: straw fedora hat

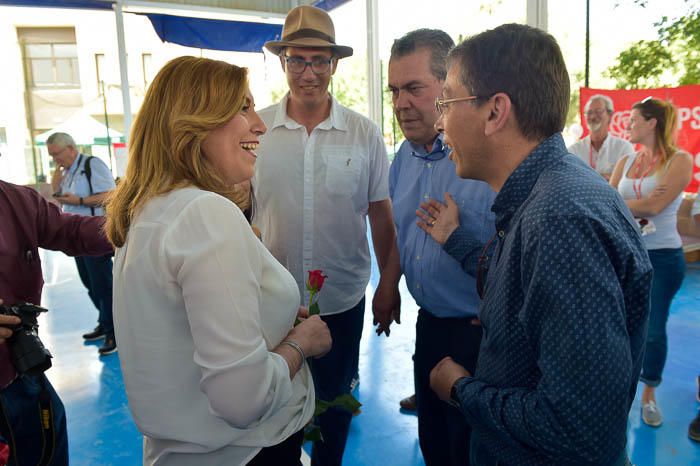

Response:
(264, 5), (353, 58)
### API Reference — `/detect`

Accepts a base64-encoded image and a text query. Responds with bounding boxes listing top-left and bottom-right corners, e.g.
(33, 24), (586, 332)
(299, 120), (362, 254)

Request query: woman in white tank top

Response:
(609, 98), (693, 429)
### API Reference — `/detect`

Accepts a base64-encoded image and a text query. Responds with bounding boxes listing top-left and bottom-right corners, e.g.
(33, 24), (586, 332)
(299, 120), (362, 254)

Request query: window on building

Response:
(95, 53), (105, 93)
(142, 53), (153, 89)
(17, 28), (81, 89)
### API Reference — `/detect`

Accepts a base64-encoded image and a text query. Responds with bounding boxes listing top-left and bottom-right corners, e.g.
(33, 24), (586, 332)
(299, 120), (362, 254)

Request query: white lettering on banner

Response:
(689, 106), (700, 130)
(694, 153), (700, 183)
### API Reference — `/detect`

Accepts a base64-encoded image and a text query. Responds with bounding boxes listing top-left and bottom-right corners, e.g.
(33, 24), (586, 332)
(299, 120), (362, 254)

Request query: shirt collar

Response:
(67, 153), (84, 174)
(271, 92), (348, 132)
(492, 133), (567, 229)
(408, 133), (445, 156)
(587, 133), (611, 152)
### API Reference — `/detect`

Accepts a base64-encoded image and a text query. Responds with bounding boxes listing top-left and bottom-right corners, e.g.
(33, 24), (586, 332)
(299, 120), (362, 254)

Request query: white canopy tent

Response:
(34, 111), (123, 146)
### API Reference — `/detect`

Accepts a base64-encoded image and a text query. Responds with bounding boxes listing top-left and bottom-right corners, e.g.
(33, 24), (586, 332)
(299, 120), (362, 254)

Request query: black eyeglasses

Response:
(284, 56), (333, 75)
(585, 109), (608, 117)
(411, 139), (448, 162)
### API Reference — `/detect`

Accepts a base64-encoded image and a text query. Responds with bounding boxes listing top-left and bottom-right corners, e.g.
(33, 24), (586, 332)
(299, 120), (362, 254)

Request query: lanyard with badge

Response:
(632, 151), (658, 236)
(588, 142), (597, 171)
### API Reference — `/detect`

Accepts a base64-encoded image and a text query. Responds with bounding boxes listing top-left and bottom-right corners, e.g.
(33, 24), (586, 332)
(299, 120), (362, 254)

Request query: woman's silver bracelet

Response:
(281, 339), (306, 366)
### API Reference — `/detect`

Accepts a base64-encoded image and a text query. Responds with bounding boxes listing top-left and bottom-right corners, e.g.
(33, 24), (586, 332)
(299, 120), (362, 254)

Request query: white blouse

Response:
(113, 187), (314, 466)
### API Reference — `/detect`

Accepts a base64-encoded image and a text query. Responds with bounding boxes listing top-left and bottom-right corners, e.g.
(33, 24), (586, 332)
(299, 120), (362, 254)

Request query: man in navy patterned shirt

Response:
(420, 24), (652, 466)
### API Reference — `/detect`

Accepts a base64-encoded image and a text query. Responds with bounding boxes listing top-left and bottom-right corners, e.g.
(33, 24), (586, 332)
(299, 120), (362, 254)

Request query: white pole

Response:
(526, 0), (548, 30)
(114, 0), (132, 144)
(365, 0), (381, 127)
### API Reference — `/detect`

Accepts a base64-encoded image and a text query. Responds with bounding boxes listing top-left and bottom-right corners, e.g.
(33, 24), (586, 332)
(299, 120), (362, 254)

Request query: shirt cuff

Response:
(453, 375), (484, 423)
(443, 226), (481, 262)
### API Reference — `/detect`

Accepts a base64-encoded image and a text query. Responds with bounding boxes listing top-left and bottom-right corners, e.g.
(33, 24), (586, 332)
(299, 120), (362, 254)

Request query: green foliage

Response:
(331, 59), (368, 114)
(607, 7), (700, 89)
(566, 71), (585, 126)
(305, 393), (362, 442)
(313, 393), (362, 417)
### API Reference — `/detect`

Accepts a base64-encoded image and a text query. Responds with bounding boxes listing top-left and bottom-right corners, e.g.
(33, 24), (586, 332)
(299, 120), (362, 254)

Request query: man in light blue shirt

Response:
(48, 132), (117, 355)
(381, 29), (495, 466)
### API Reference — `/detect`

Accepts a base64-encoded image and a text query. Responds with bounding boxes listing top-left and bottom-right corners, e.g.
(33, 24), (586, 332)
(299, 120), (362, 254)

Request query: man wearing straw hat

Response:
(254, 5), (400, 465)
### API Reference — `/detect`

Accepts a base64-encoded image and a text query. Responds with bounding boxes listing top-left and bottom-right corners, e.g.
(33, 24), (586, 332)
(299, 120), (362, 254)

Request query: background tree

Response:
(607, 2), (700, 88)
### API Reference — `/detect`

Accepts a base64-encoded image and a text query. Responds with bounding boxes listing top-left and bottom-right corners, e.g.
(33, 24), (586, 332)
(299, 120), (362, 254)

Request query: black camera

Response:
(0, 302), (53, 375)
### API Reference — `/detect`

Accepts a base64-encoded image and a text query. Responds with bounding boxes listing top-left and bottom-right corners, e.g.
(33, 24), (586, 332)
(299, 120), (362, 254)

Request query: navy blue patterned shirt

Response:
(444, 134), (652, 465)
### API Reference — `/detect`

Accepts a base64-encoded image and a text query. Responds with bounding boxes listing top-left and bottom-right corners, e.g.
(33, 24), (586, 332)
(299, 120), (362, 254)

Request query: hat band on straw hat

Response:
(285, 28), (335, 44)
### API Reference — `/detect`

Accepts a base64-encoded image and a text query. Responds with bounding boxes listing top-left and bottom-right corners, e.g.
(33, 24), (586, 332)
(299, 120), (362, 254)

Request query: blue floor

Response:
(37, 248), (700, 465)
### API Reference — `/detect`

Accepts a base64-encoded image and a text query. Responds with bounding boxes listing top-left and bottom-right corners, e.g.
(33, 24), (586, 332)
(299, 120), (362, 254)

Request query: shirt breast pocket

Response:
(323, 148), (361, 197)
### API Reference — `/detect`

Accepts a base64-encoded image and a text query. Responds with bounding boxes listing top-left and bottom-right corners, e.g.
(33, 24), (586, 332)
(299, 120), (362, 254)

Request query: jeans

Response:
(0, 375), (68, 466)
(310, 298), (365, 466)
(75, 253), (114, 337)
(640, 248), (685, 387)
(415, 309), (482, 466)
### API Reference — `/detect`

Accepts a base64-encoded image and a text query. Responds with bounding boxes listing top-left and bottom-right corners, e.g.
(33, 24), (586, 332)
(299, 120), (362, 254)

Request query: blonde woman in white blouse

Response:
(105, 56), (331, 466)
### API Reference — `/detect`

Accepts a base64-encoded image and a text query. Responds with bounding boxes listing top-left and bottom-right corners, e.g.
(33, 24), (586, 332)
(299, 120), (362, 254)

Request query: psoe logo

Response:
(609, 110), (632, 140)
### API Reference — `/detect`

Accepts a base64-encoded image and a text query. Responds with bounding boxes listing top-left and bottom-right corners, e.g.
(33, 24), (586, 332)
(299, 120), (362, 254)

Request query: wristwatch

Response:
(79, 197), (84, 206)
(449, 376), (470, 408)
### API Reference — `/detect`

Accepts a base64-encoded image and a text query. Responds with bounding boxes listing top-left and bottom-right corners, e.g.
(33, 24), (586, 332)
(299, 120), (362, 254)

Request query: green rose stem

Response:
(298, 271), (362, 442)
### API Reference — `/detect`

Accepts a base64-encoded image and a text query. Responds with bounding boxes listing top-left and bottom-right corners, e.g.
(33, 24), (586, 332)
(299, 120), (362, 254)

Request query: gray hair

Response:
(585, 94), (614, 114)
(46, 132), (76, 149)
(390, 29), (455, 81)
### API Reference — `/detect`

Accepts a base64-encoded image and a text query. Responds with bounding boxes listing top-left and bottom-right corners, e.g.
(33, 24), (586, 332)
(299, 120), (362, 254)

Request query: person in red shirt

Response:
(0, 176), (112, 466)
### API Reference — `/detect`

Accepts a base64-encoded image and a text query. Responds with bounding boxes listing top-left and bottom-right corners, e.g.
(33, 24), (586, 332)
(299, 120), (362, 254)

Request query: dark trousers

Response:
(415, 309), (482, 466)
(75, 254), (114, 336)
(0, 375), (68, 466)
(247, 430), (304, 466)
(310, 298), (365, 466)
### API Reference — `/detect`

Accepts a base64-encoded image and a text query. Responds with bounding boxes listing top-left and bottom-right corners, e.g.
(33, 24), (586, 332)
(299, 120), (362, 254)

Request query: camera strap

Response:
(36, 376), (56, 466)
(0, 377), (56, 466)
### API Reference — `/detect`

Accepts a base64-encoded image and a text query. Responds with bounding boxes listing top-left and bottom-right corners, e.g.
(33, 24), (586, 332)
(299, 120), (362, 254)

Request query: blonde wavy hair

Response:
(632, 98), (680, 173)
(105, 56), (250, 247)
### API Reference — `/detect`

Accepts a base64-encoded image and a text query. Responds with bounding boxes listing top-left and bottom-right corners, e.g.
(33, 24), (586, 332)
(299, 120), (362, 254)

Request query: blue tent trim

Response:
(0, 0), (113, 9)
(0, 1), (349, 54)
(312, 0), (352, 11)
(144, 13), (282, 53)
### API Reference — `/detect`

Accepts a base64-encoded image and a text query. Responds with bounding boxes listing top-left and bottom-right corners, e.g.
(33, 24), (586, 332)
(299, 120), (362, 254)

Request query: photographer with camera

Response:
(0, 174), (112, 466)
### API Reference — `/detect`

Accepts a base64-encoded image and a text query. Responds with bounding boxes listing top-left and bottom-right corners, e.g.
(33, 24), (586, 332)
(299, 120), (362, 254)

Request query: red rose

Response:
(307, 270), (327, 293)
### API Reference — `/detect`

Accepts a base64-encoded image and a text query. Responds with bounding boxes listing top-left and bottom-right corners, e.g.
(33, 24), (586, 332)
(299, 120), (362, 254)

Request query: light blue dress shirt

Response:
(389, 135), (495, 318)
(60, 153), (115, 216)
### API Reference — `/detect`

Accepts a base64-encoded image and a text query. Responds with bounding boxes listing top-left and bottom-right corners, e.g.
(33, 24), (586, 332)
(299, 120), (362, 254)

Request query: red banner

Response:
(579, 85), (700, 192)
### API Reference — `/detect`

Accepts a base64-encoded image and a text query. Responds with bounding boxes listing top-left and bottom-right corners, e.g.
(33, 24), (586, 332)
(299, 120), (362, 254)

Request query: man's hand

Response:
(430, 356), (471, 402)
(416, 193), (460, 245)
(0, 299), (20, 344)
(51, 167), (65, 192)
(372, 278), (401, 336)
(54, 192), (80, 206)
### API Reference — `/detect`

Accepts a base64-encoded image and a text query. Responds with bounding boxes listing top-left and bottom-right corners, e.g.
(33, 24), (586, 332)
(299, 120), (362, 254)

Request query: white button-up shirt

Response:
(114, 188), (314, 465)
(60, 153), (115, 216)
(568, 134), (635, 176)
(254, 94), (390, 315)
